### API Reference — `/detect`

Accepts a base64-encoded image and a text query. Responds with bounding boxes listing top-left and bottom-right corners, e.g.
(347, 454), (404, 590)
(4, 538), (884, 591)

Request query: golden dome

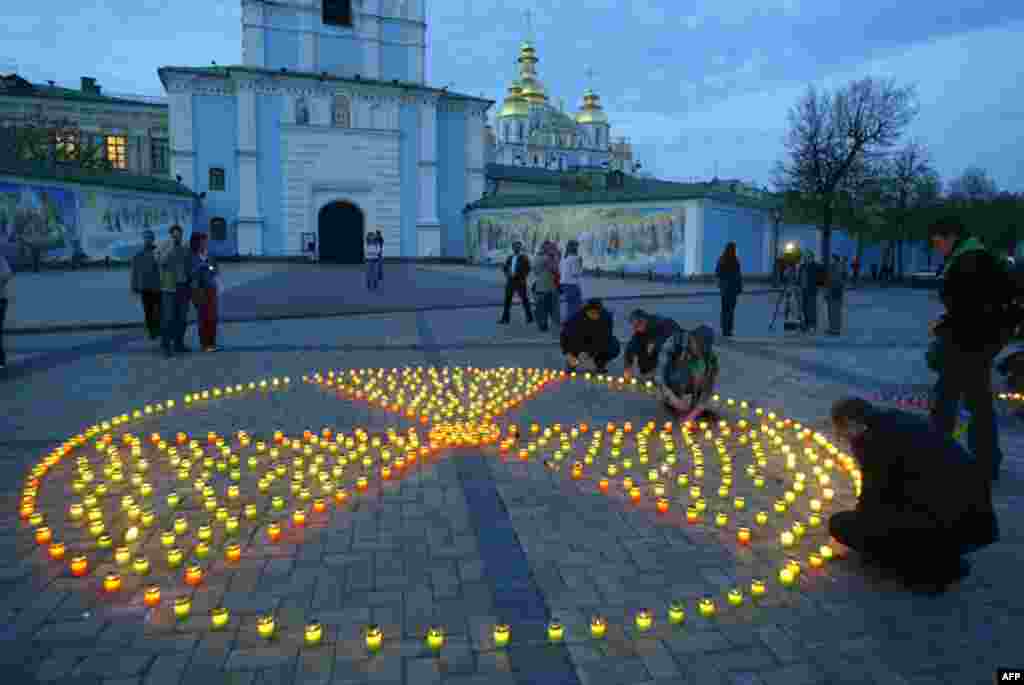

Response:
(518, 77), (547, 103)
(497, 82), (529, 118)
(515, 42), (547, 104)
(575, 88), (608, 124)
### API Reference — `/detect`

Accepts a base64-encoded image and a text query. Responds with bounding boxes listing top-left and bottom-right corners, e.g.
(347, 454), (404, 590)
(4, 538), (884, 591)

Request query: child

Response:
(658, 325), (719, 419)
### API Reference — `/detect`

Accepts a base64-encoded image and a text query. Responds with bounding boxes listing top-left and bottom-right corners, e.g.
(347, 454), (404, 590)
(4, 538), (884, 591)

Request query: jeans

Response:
(501, 279), (533, 323)
(366, 258), (381, 289)
(161, 285), (191, 351)
(562, 284), (583, 322)
(534, 290), (557, 331)
(0, 298), (7, 366)
(140, 290), (162, 339)
(826, 290), (844, 333)
(720, 290), (738, 336)
(802, 291), (818, 330)
(931, 339), (1004, 482)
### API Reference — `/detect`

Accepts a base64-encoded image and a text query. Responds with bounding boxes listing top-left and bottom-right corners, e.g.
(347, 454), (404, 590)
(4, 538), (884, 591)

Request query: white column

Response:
(168, 90), (195, 189)
(416, 96), (441, 255)
(241, 1), (266, 68)
(363, 14), (381, 80)
(684, 201), (702, 276)
(464, 105), (486, 206)
(300, 10), (316, 72)
(236, 83), (264, 255)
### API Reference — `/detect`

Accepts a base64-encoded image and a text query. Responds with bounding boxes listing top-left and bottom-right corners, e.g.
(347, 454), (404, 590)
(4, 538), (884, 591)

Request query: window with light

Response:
(105, 135), (127, 169)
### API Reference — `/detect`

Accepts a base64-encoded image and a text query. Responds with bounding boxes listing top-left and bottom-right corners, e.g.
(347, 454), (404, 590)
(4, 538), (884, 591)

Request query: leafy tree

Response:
(948, 166), (998, 202)
(774, 77), (919, 261)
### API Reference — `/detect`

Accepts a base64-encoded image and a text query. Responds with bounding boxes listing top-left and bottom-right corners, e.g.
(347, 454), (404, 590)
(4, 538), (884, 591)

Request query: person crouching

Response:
(659, 326), (719, 418)
(561, 298), (620, 374)
(827, 396), (998, 594)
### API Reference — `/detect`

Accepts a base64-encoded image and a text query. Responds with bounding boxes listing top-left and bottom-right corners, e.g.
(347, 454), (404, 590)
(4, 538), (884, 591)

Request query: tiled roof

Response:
(476, 164), (782, 211)
(157, 65), (494, 104)
(0, 74), (167, 108)
(0, 159), (197, 197)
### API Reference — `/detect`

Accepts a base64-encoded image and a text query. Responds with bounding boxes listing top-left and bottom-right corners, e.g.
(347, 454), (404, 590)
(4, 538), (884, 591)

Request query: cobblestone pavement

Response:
(0, 272), (1020, 685)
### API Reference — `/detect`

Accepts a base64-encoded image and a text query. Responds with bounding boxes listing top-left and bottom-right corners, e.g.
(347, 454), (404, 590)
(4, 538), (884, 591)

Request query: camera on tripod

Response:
(771, 243), (807, 332)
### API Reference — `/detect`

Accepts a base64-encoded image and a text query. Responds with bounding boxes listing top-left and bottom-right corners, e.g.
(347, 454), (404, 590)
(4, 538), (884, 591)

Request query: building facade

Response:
(490, 42), (633, 173)
(159, 0), (492, 261)
(0, 73), (171, 178)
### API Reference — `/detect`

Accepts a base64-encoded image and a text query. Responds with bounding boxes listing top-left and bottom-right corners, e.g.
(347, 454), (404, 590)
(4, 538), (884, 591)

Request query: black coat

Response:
(936, 239), (1014, 352)
(504, 253), (530, 282)
(561, 308), (614, 353)
(715, 256), (743, 296)
(625, 315), (681, 365)
(852, 408), (996, 549)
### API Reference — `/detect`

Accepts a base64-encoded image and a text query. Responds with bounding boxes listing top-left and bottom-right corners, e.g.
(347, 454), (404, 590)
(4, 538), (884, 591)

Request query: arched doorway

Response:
(317, 201), (365, 263)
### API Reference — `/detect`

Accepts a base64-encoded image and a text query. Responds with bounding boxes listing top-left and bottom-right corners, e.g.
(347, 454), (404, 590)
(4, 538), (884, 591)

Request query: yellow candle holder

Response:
(493, 623), (510, 647)
(715, 512), (728, 527)
(727, 589), (744, 606)
(750, 579), (766, 597)
(698, 598), (716, 618)
(211, 607), (230, 630)
(547, 619), (564, 642)
(305, 621), (324, 646)
(257, 615), (276, 639)
(668, 601), (685, 625)
(365, 624), (383, 652)
(590, 615), (607, 638)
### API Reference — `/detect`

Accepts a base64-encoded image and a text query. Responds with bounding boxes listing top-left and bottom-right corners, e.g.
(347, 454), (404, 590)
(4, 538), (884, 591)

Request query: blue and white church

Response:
(158, 0), (492, 261)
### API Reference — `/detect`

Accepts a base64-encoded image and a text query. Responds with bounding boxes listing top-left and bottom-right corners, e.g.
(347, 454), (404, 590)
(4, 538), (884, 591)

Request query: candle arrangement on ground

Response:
(13, 366), (864, 652)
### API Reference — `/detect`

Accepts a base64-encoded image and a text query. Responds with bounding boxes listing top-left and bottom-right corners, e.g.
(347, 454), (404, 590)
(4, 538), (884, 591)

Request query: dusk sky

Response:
(4, 1), (1023, 192)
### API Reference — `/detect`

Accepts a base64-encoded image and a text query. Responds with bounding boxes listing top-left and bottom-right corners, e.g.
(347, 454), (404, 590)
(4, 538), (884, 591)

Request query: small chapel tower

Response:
(241, 0), (427, 83)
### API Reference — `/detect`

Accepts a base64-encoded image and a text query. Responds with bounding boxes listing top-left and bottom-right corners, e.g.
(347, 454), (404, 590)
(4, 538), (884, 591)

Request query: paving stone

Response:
(662, 630), (731, 656)
(35, 652), (86, 681)
(76, 653), (154, 678)
(758, 663), (824, 685)
(225, 647), (301, 671)
(142, 654), (191, 685)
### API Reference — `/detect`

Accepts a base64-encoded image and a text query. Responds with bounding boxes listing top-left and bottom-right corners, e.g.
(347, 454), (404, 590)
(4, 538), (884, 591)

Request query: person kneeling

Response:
(827, 397), (999, 594)
(561, 298), (620, 374)
(659, 326), (719, 418)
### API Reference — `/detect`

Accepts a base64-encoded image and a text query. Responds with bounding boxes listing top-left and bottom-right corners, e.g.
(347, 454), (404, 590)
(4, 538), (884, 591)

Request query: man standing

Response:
(0, 251), (10, 371)
(825, 254), (846, 335)
(929, 217), (1013, 483)
(131, 230), (162, 341)
(798, 252), (821, 334)
(157, 225), (192, 357)
(498, 241), (533, 325)
(851, 256), (860, 287)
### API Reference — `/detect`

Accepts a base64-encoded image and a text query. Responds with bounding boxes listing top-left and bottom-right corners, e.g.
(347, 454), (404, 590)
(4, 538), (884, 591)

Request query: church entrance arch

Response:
(317, 201), (365, 264)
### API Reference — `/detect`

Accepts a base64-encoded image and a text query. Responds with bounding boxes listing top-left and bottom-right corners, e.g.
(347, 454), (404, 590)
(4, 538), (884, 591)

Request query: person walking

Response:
(0, 251), (11, 371)
(560, 239), (584, 322)
(851, 256), (861, 288)
(365, 232), (382, 290)
(714, 241), (743, 338)
(157, 224), (192, 358)
(532, 241), (560, 332)
(498, 241), (533, 325)
(871, 263), (878, 281)
(928, 217), (1014, 483)
(190, 232), (220, 352)
(825, 254), (847, 335)
(827, 397), (997, 594)
(130, 230), (162, 341)
(373, 230), (385, 284)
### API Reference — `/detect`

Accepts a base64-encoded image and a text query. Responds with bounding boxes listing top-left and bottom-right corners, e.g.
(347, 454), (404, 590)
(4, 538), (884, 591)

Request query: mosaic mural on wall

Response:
(467, 204), (687, 274)
(0, 181), (195, 261)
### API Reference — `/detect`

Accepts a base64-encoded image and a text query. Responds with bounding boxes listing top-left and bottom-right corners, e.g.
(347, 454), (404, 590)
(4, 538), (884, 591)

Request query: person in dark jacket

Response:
(157, 224), (192, 357)
(131, 230), (162, 340)
(624, 309), (681, 379)
(797, 252), (821, 333)
(827, 397), (998, 594)
(825, 254), (846, 335)
(659, 326), (719, 416)
(928, 217), (1013, 483)
(561, 298), (620, 374)
(715, 242), (743, 338)
(498, 241), (533, 325)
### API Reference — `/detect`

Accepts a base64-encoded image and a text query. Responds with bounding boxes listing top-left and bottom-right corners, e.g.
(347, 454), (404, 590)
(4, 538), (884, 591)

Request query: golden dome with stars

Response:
(575, 88), (608, 125)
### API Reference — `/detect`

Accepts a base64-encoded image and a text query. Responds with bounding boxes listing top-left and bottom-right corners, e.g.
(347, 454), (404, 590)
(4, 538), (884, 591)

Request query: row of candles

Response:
(19, 366), (858, 634)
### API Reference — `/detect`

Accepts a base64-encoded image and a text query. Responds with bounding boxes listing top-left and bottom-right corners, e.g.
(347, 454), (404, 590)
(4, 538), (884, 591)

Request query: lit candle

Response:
(48, 542), (66, 561)
(656, 497), (669, 514)
(780, 531), (795, 547)
(808, 553), (823, 568)
(819, 545), (834, 561)
(547, 619), (564, 642)
(103, 572), (121, 593)
(733, 497), (746, 511)
(634, 609), (653, 632)
(629, 487), (641, 504)
(211, 607), (230, 630)
(305, 621), (324, 646)
(143, 585), (161, 608)
(750, 579), (766, 597)
(755, 511), (768, 525)
(292, 509), (306, 527)
(698, 598), (716, 617)
(715, 512), (728, 527)
(493, 623), (510, 647)
(267, 522), (282, 543)
(590, 615), (607, 638)
(779, 567), (796, 586)
(257, 615), (276, 639)
(668, 601), (685, 625)
(737, 527), (751, 544)
(365, 624), (383, 652)
(184, 565), (203, 586)
(727, 589), (743, 606)
(225, 543), (241, 563)
(132, 556), (150, 575)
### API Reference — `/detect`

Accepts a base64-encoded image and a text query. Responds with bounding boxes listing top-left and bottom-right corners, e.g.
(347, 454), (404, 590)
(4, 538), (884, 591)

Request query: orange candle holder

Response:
(144, 585), (161, 608)
(48, 542), (66, 561)
(737, 527), (751, 544)
(70, 556), (88, 577)
(184, 565), (203, 587)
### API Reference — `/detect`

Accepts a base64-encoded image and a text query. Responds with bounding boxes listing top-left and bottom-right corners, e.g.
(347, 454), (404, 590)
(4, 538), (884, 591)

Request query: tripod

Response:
(769, 281), (806, 332)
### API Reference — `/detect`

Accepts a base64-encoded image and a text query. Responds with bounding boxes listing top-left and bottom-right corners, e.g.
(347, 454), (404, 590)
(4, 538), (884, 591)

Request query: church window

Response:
(209, 167), (225, 191)
(295, 97), (310, 125)
(151, 138), (169, 173)
(332, 94), (351, 127)
(209, 217), (227, 241)
(323, 0), (352, 27)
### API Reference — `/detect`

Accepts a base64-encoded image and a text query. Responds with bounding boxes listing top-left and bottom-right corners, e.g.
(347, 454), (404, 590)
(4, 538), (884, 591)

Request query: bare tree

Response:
(948, 166), (998, 202)
(878, 140), (940, 276)
(774, 76), (919, 261)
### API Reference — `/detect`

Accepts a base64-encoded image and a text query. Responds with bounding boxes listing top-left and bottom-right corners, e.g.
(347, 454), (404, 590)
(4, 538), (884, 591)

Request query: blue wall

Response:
(192, 95), (239, 256)
(256, 93), (285, 256)
(702, 201), (767, 274)
(777, 224), (938, 274)
(436, 104), (467, 257)
(265, 30), (301, 71)
(380, 44), (413, 82)
(320, 34), (363, 77)
(399, 102), (419, 257)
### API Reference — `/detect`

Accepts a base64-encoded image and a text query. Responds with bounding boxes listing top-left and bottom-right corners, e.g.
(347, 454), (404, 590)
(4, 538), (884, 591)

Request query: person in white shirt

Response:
(365, 232), (382, 290)
(559, 239), (584, 321)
